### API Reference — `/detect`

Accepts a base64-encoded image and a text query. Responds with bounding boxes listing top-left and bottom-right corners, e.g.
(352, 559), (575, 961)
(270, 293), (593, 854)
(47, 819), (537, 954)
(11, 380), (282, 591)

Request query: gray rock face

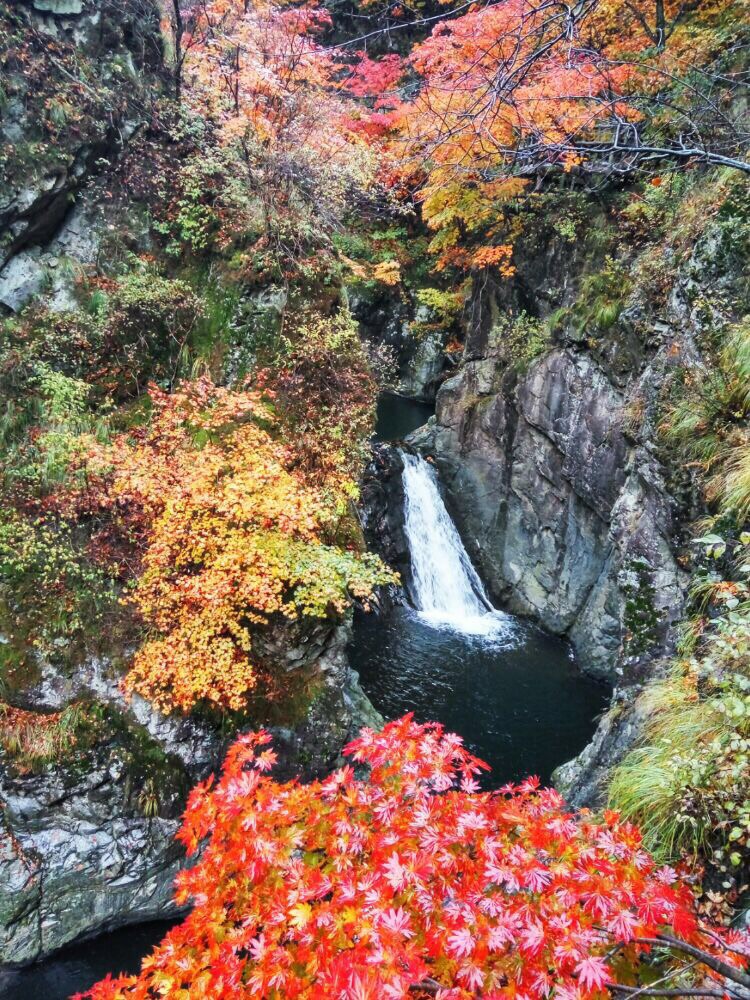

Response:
(348, 290), (448, 401)
(553, 674), (665, 805)
(398, 324), (446, 399)
(410, 347), (685, 680)
(0, 757), (187, 966)
(0, 1), (160, 313)
(359, 444), (411, 599)
(397, 215), (746, 806)
(0, 622), (381, 966)
(32, 0), (85, 13)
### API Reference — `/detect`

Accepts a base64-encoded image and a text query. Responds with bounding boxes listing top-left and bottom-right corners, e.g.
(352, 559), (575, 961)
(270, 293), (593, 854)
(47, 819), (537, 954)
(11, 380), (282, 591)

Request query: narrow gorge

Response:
(1, 0), (750, 997)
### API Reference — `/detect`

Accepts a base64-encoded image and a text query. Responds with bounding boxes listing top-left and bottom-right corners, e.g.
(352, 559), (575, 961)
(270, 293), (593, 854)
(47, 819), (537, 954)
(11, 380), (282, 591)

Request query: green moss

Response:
(621, 558), (663, 656)
(115, 719), (190, 819)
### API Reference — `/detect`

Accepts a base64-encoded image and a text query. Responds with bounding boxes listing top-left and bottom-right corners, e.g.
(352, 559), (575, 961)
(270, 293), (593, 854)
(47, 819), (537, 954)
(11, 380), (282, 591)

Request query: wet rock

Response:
(0, 1), (160, 312)
(358, 443), (412, 605)
(409, 347), (685, 680)
(0, 252), (47, 312)
(553, 665), (668, 807)
(0, 725), (191, 965)
(349, 289), (448, 401)
(0, 620), (381, 965)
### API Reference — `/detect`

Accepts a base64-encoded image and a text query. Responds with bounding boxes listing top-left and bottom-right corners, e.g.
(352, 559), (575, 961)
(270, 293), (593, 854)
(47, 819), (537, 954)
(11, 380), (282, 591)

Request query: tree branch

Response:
(634, 935), (750, 991)
(610, 988), (725, 998)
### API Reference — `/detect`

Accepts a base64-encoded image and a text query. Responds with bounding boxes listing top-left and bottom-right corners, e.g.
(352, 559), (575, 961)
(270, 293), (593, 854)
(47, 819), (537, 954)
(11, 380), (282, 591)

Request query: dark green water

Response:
(375, 391), (434, 441)
(354, 393), (608, 787)
(0, 920), (175, 1000)
(349, 606), (608, 787)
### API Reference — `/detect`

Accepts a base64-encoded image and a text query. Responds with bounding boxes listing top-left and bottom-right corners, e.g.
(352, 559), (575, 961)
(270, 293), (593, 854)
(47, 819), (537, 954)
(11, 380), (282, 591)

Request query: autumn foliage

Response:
(60, 378), (393, 714)
(182, 0), (382, 248)
(75, 715), (748, 999)
(340, 0), (748, 277)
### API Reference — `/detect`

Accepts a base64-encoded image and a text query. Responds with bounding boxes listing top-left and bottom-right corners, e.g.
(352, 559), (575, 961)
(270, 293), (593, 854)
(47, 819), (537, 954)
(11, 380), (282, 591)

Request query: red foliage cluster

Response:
(75, 716), (747, 999)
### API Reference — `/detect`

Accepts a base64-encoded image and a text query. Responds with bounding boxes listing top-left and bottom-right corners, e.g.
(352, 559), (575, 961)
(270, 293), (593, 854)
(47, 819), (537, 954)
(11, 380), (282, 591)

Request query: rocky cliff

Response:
(380, 182), (750, 806)
(409, 343), (685, 681)
(0, 0), (161, 313)
(0, 622), (379, 965)
(0, 2), (386, 966)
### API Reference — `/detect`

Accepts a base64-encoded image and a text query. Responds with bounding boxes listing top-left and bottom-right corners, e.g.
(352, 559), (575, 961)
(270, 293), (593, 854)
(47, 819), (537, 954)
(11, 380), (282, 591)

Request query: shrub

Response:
(58, 378), (395, 715)
(0, 701), (103, 775)
(0, 512), (118, 675)
(664, 318), (750, 521)
(76, 717), (748, 1000)
(491, 311), (550, 372)
(610, 538), (750, 872)
(262, 309), (380, 486)
(0, 267), (204, 411)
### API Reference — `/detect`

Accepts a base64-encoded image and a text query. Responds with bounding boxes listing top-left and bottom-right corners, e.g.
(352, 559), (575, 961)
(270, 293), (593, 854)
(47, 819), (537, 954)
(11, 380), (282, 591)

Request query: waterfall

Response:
(401, 451), (505, 634)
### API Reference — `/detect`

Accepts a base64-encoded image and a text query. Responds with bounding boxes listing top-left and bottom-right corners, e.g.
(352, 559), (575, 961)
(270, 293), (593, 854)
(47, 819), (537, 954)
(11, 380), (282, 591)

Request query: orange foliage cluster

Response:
(62, 379), (393, 714)
(76, 715), (748, 999)
(396, 0), (637, 273)
(184, 0), (379, 209)
(340, 0), (744, 278)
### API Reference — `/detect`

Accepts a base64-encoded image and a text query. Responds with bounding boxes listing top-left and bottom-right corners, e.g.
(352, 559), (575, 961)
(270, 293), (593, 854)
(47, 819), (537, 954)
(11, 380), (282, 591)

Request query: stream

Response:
(1, 391), (607, 998)
(350, 402), (608, 786)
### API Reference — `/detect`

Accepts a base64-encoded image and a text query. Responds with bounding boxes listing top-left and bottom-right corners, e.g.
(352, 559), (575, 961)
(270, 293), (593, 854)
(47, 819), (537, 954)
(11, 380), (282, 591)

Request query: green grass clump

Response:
(608, 680), (725, 861)
(663, 318), (750, 521)
(610, 586), (750, 869)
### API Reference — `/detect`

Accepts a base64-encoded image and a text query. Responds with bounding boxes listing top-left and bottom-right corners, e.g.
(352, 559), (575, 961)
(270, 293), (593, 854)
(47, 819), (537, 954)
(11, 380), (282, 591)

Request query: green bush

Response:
(491, 311), (550, 372)
(0, 512), (118, 682)
(0, 267), (204, 410)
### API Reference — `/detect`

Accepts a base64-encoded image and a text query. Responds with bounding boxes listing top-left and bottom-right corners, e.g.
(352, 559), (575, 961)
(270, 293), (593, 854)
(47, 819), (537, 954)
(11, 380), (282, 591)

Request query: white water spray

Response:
(401, 452), (507, 635)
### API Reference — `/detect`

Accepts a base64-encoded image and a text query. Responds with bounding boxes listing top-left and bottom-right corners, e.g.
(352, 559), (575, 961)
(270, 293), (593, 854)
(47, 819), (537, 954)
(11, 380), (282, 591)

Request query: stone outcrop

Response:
(359, 444), (411, 599)
(0, 0), (161, 312)
(0, 737), (192, 966)
(383, 209), (749, 806)
(409, 346), (686, 681)
(349, 290), (449, 401)
(0, 622), (380, 966)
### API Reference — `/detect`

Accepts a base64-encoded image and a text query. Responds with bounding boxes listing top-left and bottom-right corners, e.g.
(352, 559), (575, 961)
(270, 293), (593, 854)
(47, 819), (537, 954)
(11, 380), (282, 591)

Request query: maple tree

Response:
(175, 0), (382, 265)
(338, 0), (749, 277)
(53, 377), (394, 714)
(75, 715), (749, 999)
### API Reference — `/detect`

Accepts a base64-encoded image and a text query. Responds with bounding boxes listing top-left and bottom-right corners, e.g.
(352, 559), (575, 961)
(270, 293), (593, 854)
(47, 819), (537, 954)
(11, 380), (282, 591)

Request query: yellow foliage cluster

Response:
(372, 259), (402, 286)
(82, 379), (395, 715)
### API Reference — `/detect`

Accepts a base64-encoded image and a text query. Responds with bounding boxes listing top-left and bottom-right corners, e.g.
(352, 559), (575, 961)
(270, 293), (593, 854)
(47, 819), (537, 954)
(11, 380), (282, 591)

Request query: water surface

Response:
(351, 429), (609, 788)
(375, 392), (434, 442)
(350, 606), (608, 787)
(0, 920), (175, 1000)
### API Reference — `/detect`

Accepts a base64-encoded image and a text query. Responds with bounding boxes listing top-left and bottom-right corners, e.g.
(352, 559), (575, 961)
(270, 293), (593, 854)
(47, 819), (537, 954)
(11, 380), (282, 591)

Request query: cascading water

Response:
(400, 451), (505, 634)
(351, 436), (607, 787)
